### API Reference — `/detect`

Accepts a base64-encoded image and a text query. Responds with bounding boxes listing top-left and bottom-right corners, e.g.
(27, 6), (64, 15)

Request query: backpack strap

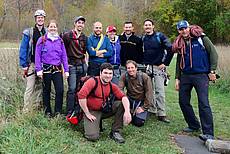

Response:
(89, 77), (98, 96)
(155, 32), (162, 44)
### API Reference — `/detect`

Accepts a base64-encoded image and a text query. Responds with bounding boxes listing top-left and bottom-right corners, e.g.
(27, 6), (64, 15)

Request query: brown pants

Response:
(84, 101), (124, 141)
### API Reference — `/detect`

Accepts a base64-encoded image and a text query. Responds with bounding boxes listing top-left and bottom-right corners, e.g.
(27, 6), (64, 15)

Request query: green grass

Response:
(0, 58), (230, 154)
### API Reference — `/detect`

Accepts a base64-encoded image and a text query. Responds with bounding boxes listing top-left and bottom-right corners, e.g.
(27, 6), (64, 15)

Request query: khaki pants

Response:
(23, 63), (42, 112)
(147, 65), (166, 116)
(84, 101), (124, 141)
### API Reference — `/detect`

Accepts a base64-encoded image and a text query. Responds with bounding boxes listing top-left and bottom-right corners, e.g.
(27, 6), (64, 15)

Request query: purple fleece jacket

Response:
(35, 34), (69, 72)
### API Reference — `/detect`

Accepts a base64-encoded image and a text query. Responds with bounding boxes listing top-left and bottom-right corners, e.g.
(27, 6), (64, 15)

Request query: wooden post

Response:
(205, 139), (230, 153)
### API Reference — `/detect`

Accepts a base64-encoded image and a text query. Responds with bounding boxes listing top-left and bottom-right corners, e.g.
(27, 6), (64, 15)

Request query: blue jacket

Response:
(182, 38), (210, 74)
(142, 32), (173, 66)
(87, 34), (112, 64)
(108, 35), (121, 65)
(19, 26), (47, 68)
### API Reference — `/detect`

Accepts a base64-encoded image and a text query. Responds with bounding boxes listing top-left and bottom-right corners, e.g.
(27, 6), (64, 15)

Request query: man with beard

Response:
(19, 10), (47, 113)
(119, 22), (143, 73)
(142, 19), (173, 123)
(78, 63), (132, 143)
(87, 22), (112, 76)
(62, 16), (88, 116)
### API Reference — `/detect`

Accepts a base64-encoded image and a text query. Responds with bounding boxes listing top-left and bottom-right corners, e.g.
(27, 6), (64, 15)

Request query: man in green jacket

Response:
(173, 20), (218, 142)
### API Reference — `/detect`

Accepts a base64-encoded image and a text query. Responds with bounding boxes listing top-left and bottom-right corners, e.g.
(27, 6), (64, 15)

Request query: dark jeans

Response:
(87, 62), (101, 76)
(66, 64), (87, 114)
(43, 72), (64, 114)
(179, 73), (214, 136)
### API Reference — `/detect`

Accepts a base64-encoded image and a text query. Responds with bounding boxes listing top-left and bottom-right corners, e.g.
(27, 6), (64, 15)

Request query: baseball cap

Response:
(74, 16), (85, 23)
(106, 25), (116, 33)
(177, 20), (189, 30)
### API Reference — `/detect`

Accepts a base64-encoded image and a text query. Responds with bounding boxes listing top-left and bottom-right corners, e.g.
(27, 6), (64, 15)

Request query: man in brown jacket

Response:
(119, 60), (153, 126)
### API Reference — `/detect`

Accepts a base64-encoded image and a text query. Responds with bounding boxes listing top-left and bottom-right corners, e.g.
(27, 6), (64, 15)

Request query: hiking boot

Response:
(158, 116), (170, 123)
(183, 127), (200, 133)
(199, 134), (214, 142)
(109, 132), (125, 144)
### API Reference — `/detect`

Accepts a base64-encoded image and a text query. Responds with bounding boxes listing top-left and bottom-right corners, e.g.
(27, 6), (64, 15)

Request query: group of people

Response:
(19, 9), (218, 144)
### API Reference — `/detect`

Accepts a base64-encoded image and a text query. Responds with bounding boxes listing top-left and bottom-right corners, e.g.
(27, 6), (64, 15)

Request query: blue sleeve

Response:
(19, 34), (29, 68)
(86, 36), (97, 56)
(35, 38), (43, 72)
(103, 37), (112, 58)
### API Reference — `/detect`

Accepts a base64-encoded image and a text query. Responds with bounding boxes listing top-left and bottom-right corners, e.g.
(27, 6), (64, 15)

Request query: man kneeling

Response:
(119, 60), (153, 127)
(78, 63), (132, 143)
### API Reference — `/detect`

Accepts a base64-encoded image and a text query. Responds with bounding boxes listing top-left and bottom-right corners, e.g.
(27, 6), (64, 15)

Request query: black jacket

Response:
(119, 33), (143, 66)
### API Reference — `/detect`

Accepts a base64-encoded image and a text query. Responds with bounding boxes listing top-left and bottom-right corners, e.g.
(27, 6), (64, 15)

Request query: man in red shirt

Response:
(78, 63), (132, 143)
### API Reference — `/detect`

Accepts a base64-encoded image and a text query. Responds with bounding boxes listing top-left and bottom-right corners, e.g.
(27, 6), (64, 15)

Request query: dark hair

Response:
(124, 21), (133, 25)
(100, 63), (113, 72)
(144, 19), (154, 25)
(126, 60), (137, 68)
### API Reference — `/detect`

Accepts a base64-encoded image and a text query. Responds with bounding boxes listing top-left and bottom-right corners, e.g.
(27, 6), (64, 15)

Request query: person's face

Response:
(48, 22), (58, 35)
(107, 31), (116, 40)
(93, 22), (103, 36)
(74, 20), (85, 32)
(126, 63), (137, 77)
(144, 21), (154, 34)
(178, 27), (190, 38)
(100, 68), (113, 83)
(123, 23), (133, 35)
(35, 15), (45, 26)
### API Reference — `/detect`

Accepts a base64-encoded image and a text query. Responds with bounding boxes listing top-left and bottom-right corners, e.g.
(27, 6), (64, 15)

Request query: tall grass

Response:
(215, 46), (230, 94)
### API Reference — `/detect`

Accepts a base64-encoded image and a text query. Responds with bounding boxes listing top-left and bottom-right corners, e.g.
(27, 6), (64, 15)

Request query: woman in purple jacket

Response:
(35, 19), (69, 117)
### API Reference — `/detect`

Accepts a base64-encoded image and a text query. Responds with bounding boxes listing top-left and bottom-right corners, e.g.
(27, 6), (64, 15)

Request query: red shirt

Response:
(78, 77), (125, 110)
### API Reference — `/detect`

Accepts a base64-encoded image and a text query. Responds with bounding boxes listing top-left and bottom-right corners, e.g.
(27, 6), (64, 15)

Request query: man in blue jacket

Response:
(87, 21), (112, 76)
(19, 10), (47, 113)
(173, 20), (218, 142)
(142, 19), (173, 123)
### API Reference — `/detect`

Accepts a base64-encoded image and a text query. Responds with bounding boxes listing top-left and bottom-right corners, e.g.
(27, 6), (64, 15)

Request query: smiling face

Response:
(35, 15), (45, 26)
(144, 20), (154, 35)
(93, 22), (103, 36)
(123, 23), (133, 35)
(74, 20), (85, 32)
(48, 21), (58, 35)
(126, 62), (137, 77)
(100, 68), (113, 84)
(107, 30), (116, 40)
(178, 27), (190, 38)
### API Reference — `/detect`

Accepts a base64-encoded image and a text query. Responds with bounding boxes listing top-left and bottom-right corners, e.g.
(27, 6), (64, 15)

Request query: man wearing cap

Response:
(19, 9), (47, 113)
(172, 20), (218, 141)
(119, 21), (143, 72)
(62, 16), (88, 115)
(106, 25), (121, 85)
(87, 21), (113, 76)
(142, 19), (173, 123)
